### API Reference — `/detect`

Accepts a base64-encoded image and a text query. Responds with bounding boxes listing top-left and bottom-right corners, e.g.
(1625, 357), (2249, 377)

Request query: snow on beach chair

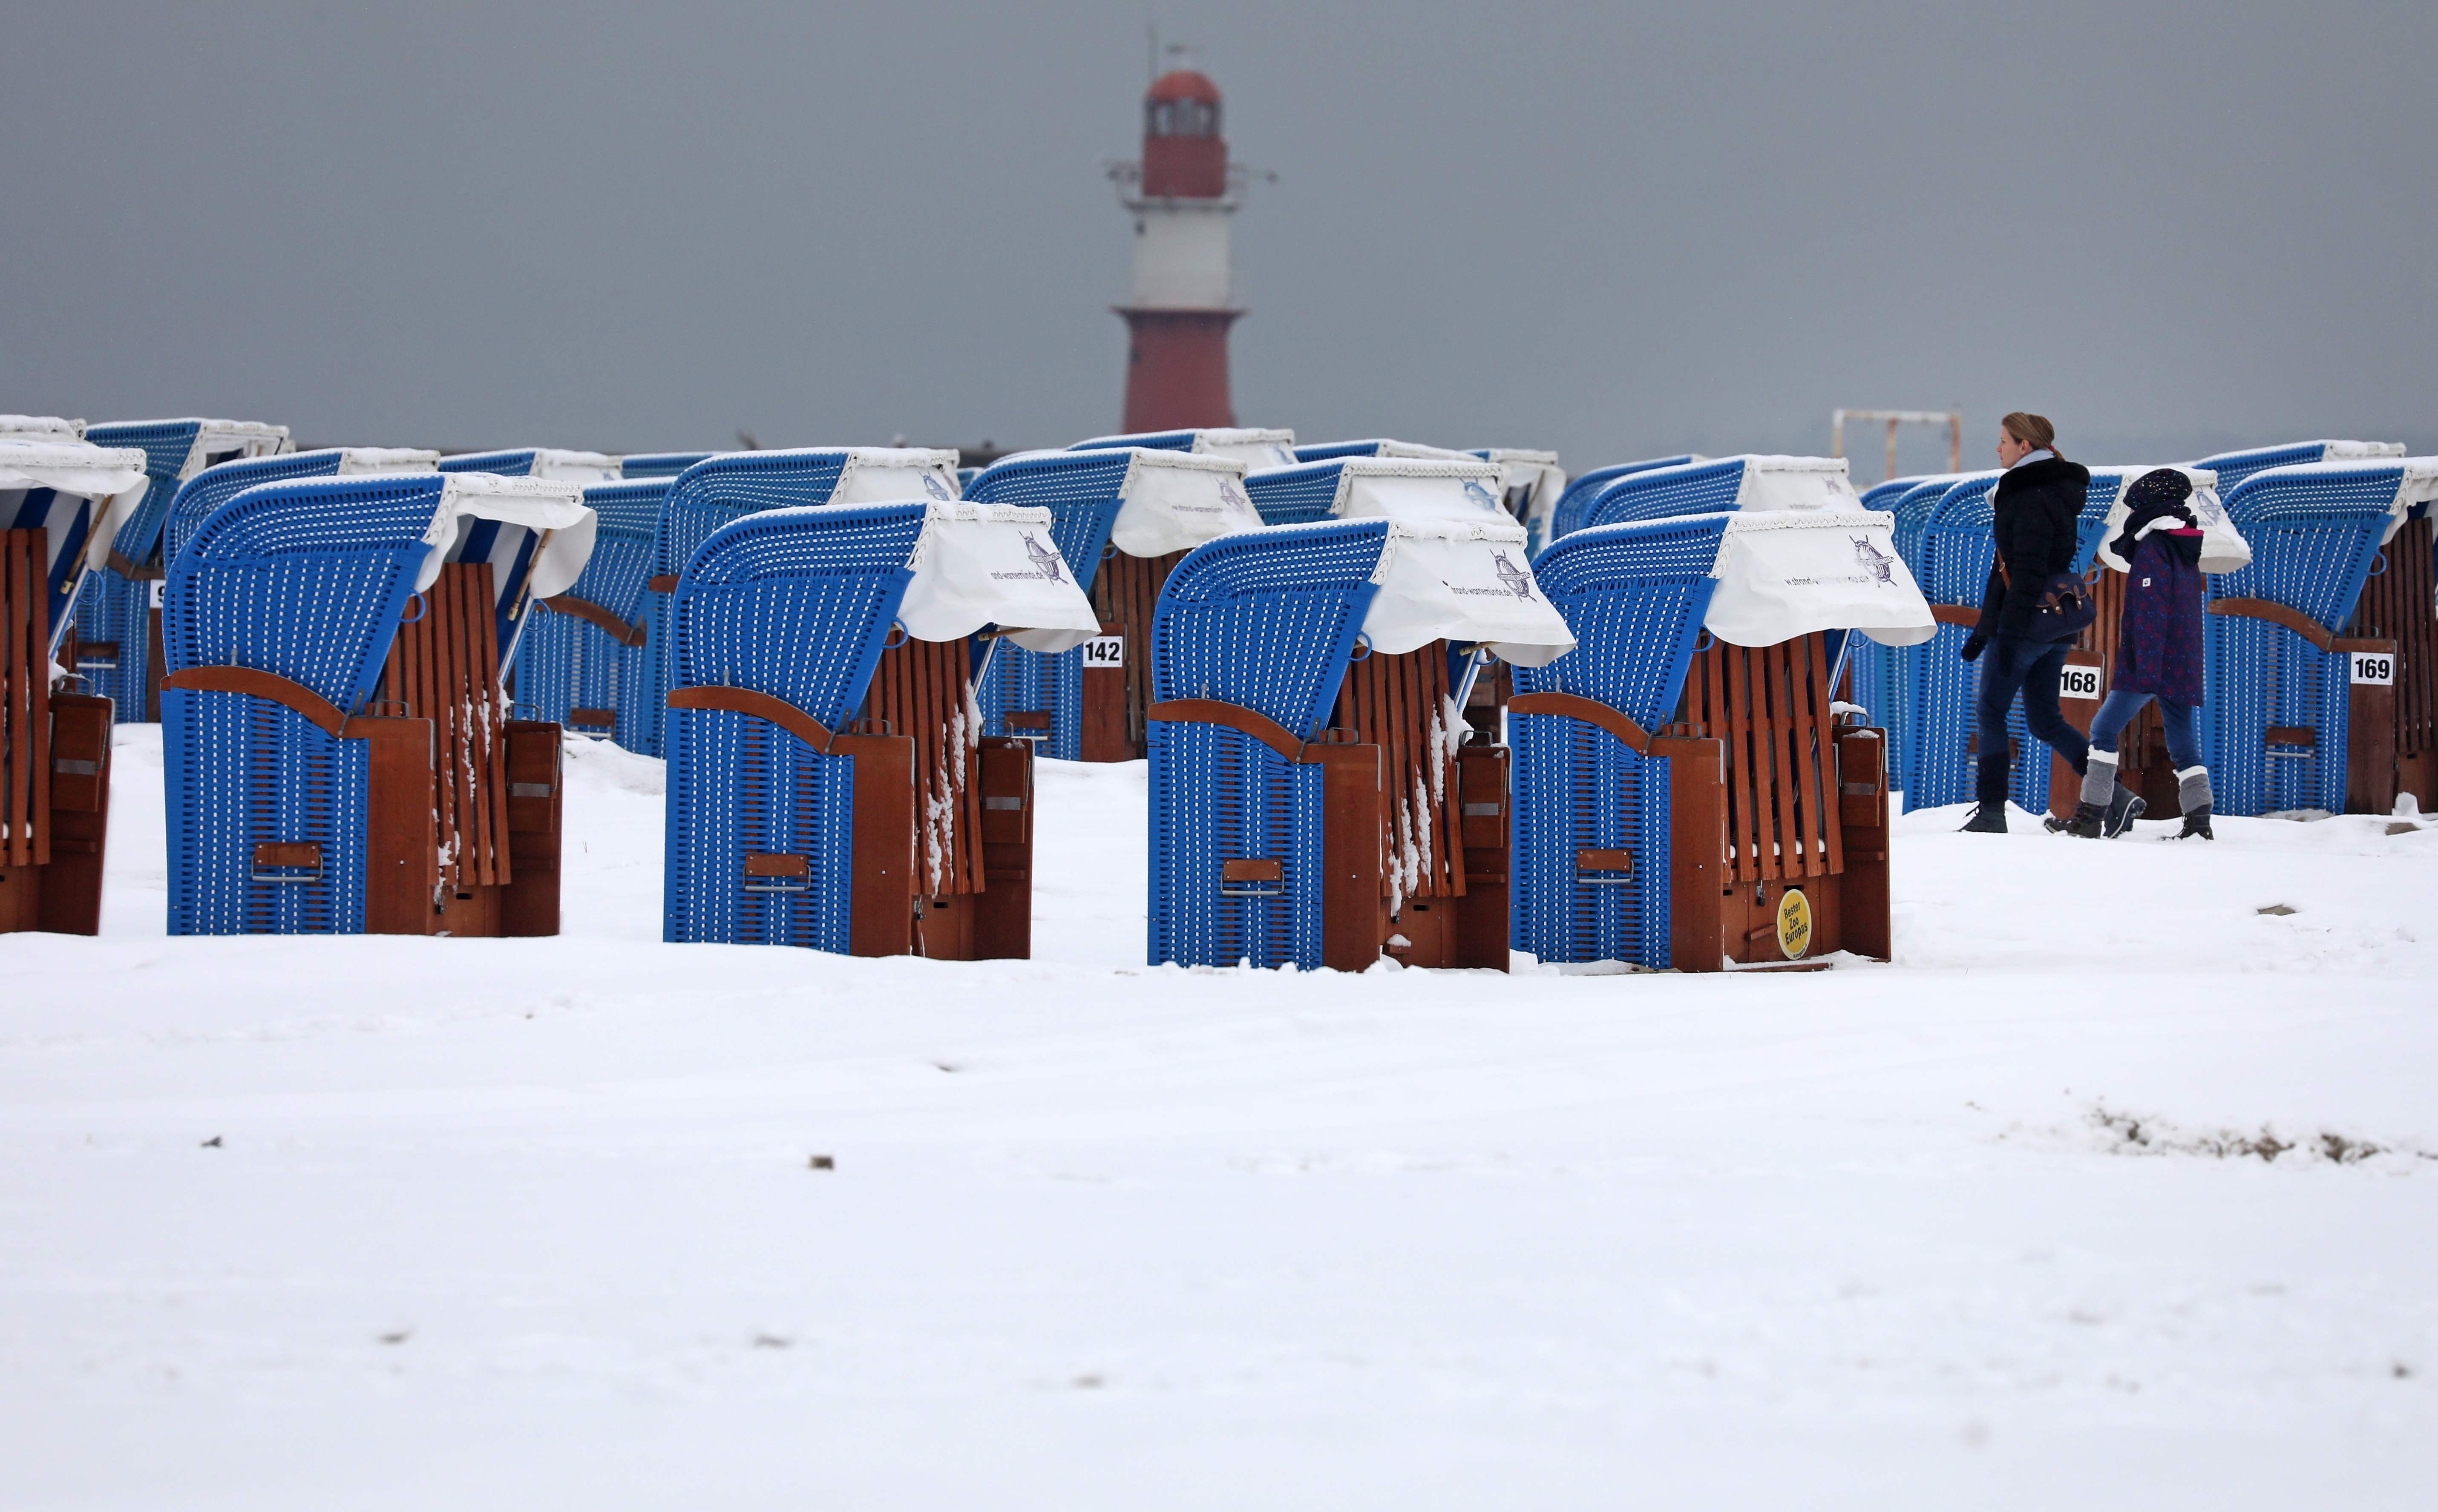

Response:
(662, 500), (1097, 958)
(620, 452), (715, 480)
(75, 420), (290, 723)
(159, 473), (596, 937)
(1544, 457), (1703, 543)
(1243, 455), (1522, 739)
(1071, 427), (1299, 470)
(963, 446), (1263, 760)
(1146, 494), (1574, 972)
(2190, 440), (2403, 496)
(2202, 458), (2438, 816)
(437, 448), (622, 483)
(619, 448), (961, 758)
(0, 436), (150, 934)
(517, 477), (667, 739)
(1512, 508), (1933, 970)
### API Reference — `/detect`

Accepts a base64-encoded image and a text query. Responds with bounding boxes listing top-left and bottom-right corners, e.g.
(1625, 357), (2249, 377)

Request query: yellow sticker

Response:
(1775, 888), (1813, 960)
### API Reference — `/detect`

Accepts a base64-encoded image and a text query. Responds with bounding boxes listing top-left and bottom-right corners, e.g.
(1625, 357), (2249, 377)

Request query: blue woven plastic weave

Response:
(1577, 458), (1755, 532)
(74, 421), (204, 722)
(1146, 521), (1390, 968)
(2202, 463), (2408, 815)
(2190, 442), (2392, 495)
(662, 503), (927, 950)
(1508, 517), (1724, 967)
(622, 452), (715, 480)
(161, 475), (453, 936)
(620, 451), (856, 756)
(1543, 458), (1699, 544)
(517, 478), (671, 731)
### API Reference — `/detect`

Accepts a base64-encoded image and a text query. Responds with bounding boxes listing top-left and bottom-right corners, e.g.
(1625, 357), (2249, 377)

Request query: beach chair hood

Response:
(831, 448), (962, 504)
(1360, 518), (1577, 665)
(1106, 451), (1262, 557)
(419, 474), (597, 597)
(1698, 510), (1936, 648)
(0, 439), (154, 571)
(1318, 457), (1512, 524)
(893, 502), (1103, 651)
(1473, 448), (1566, 521)
(437, 448), (621, 483)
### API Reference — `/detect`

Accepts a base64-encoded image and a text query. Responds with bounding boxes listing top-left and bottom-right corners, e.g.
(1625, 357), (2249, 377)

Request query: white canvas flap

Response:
(831, 448), (962, 504)
(1731, 456), (1862, 513)
(1704, 510), (1936, 648)
(897, 502), (1102, 653)
(1192, 428), (1298, 469)
(185, 421), (292, 477)
(335, 448), (443, 476)
(2092, 466), (2249, 574)
(422, 474), (596, 597)
(1333, 458), (1510, 524)
(1362, 520), (1577, 667)
(0, 440), (154, 569)
(1110, 451), (1261, 557)
(2323, 440), (2407, 460)
(1480, 449), (1566, 523)
(519, 449), (619, 483)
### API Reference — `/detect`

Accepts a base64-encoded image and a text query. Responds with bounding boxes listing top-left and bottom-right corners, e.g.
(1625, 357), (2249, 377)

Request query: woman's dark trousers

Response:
(1975, 636), (2090, 806)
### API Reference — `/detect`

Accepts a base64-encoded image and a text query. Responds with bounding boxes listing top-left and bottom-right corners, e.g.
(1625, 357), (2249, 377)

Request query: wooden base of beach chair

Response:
(1666, 638), (1893, 972)
(0, 693), (113, 937)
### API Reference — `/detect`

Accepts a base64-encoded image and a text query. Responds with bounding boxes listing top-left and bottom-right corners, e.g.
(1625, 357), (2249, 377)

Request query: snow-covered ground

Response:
(3, 727), (2433, 1509)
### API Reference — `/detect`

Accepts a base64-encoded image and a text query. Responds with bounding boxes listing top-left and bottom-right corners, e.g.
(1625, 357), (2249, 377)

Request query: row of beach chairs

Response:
(6, 415), (1929, 973)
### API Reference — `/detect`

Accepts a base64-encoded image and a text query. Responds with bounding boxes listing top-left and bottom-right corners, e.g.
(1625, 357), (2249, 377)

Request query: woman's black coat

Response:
(1975, 455), (2093, 642)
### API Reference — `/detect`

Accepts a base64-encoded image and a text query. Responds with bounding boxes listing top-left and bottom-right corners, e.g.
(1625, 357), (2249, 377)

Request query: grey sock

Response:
(2081, 753), (2119, 810)
(2178, 765), (2212, 814)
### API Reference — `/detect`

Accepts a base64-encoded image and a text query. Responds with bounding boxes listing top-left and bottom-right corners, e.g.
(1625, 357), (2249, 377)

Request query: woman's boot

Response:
(2174, 766), (2213, 840)
(2064, 801), (2106, 838)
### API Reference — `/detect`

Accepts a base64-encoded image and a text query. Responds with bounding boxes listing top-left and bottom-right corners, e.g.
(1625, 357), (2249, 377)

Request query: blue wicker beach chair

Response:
(1545, 457), (1702, 544)
(76, 420), (290, 724)
(1512, 509), (1932, 970)
(517, 477), (668, 738)
(1577, 454), (1864, 532)
(2190, 440), (2403, 495)
(438, 448), (622, 483)
(162, 450), (440, 578)
(0, 436), (151, 934)
(1071, 427), (1299, 470)
(1146, 507), (1575, 972)
(621, 452), (717, 480)
(964, 446), (1262, 760)
(160, 472), (596, 937)
(663, 501), (1097, 958)
(2202, 459), (2438, 816)
(619, 448), (961, 757)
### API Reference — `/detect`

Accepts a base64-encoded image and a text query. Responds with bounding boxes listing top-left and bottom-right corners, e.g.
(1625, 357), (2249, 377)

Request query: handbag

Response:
(1998, 559), (2098, 642)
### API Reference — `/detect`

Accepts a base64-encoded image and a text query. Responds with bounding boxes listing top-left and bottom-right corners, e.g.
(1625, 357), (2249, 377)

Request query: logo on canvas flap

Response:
(1851, 535), (1900, 587)
(922, 472), (952, 500)
(992, 532), (1068, 582)
(1462, 479), (1498, 512)
(1450, 550), (1537, 601)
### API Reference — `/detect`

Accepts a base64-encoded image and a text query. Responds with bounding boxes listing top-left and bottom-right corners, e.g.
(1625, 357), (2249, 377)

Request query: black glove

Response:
(1960, 633), (1987, 664)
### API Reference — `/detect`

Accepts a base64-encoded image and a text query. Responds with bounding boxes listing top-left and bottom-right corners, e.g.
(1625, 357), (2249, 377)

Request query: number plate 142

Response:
(1081, 635), (1125, 669)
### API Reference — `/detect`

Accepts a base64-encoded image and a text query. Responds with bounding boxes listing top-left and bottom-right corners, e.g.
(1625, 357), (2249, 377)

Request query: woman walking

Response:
(2066, 468), (2214, 839)
(1958, 413), (2092, 833)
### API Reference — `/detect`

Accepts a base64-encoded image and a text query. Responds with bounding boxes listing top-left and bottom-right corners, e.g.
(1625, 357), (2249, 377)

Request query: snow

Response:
(3, 727), (2435, 1509)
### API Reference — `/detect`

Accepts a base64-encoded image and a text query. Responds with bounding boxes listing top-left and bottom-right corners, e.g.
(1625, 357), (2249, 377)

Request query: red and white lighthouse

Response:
(1109, 69), (1246, 432)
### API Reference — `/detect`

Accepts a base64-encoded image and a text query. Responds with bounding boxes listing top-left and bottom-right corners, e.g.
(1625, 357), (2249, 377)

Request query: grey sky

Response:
(6, 0), (2432, 475)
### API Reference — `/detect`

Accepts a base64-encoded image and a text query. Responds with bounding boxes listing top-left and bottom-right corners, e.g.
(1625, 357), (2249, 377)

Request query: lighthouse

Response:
(1109, 68), (1245, 431)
